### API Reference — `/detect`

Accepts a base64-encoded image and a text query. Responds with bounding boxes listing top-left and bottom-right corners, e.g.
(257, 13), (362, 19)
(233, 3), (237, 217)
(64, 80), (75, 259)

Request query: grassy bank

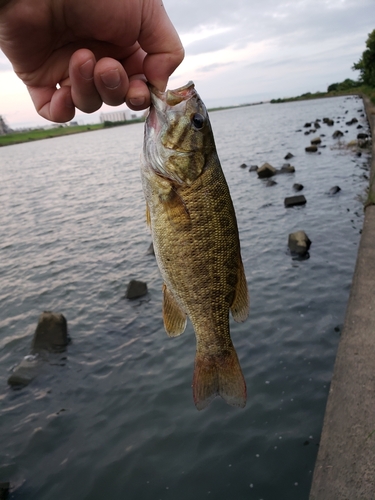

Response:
(0, 118), (144, 147)
(271, 85), (375, 105)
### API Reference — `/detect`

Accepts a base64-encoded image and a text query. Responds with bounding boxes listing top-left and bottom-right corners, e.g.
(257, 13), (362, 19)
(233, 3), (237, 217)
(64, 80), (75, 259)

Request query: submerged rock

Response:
(310, 137), (322, 145)
(266, 180), (277, 187)
(257, 163), (277, 178)
(284, 195), (307, 207)
(32, 311), (69, 352)
(279, 164), (295, 174)
(125, 279), (148, 299)
(332, 130), (344, 139)
(329, 186), (341, 195)
(8, 312), (69, 388)
(288, 231), (311, 256)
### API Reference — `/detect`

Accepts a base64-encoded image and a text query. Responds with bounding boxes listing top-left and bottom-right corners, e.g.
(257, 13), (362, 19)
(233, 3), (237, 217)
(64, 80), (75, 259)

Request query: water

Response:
(0, 95), (371, 499)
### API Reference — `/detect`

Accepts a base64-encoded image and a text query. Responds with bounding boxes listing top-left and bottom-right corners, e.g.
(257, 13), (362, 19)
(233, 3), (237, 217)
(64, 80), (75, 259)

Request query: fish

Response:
(141, 81), (249, 410)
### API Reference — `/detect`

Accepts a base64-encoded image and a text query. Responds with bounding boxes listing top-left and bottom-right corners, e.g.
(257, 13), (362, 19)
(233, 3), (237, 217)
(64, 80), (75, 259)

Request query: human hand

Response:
(0, 0), (184, 122)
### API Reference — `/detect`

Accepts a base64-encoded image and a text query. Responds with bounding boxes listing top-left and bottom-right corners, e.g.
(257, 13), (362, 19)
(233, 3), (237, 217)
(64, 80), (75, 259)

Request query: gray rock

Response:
(310, 137), (322, 145)
(240, 163), (248, 169)
(305, 145), (318, 153)
(266, 180), (277, 187)
(257, 162), (277, 178)
(8, 354), (43, 387)
(31, 311), (69, 352)
(125, 280), (148, 299)
(288, 231), (311, 256)
(293, 183), (304, 191)
(345, 117), (358, 125)
(357, 133), (368, 140)
(284, 195), (307, 207)
(304, 122), (312, 128)
(333, 130), (344, 139)
(249, 165), (258, 172)
(284, 152), (294, 160)
(323, 117), (334, 126)
(279, 165), (295, 174)
(329, 186), (341, 195)
(314, 121), (321, 129)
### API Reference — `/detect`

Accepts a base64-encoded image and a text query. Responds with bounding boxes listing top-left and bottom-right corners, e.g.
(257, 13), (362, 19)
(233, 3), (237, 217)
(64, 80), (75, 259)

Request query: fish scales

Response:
(141, 81), (249, 410)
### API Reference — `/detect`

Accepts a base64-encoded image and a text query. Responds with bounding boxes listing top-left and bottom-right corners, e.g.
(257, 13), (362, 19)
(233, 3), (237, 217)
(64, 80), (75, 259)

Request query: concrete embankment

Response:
(309, 96), (375, 499)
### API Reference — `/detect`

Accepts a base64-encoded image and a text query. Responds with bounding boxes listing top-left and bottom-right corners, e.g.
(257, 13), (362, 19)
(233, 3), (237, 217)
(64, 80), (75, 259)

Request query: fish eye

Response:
(192, 113), (205, 130)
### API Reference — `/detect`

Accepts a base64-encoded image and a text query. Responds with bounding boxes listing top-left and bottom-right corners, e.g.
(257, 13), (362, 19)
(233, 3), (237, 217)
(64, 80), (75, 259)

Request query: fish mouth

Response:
(146, 81), (196, 133)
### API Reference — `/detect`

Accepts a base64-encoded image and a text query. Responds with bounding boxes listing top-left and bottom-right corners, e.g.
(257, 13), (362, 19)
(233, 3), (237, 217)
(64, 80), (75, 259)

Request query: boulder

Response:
(305, 145), (318, 153)
(257, 163), (277, 178)
(329, 186), (341, 195)
(284, 152), (294, 160)
(125, 280), (148, 299)
(31, 312), (69, 352)
(293, 183), (304, 191)
(332, 130), (344, 139)
(279, 164), (295, 174)
(249, 165), (258, 172)
(288, 231), (311, 256)
(7, 354), (43, 387)
(310, 137), (321, 145)
(266, 180), (277, 187)
(7, 312), (70, 388)
(284, 195), (306, 207)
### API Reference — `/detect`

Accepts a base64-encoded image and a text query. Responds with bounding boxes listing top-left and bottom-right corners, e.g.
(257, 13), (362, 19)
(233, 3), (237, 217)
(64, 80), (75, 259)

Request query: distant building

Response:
(100, 109), (138, 123)
(0, 115), (12, 135)
(100, 110), (128, 123)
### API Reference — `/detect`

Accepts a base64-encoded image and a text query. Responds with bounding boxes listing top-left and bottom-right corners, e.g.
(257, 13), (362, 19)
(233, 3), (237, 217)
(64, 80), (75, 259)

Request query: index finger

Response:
(138, 0), (184, 91)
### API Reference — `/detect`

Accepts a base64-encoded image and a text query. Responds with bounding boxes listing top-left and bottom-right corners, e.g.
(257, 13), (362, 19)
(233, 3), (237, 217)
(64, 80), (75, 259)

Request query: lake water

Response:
(0, 95), (371, 500)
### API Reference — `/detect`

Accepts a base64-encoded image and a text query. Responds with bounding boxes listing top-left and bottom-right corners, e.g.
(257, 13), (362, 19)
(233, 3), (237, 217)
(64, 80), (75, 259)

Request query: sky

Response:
(0, 0), (374, 129)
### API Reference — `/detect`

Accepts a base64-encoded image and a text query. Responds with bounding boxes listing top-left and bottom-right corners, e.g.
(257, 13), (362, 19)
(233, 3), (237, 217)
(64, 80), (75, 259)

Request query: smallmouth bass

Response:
(141, 81), (249, 410)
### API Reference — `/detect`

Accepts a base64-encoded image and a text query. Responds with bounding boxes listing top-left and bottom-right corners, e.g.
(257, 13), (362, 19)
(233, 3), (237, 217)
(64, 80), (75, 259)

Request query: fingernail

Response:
(79, 59), (94, 80)
(100, 69), (121, 89)
(129, 96), (146, 107)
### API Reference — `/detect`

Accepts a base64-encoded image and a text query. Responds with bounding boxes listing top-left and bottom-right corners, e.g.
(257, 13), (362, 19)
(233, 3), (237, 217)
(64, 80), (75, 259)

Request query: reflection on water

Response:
(0, 95), (371, 499)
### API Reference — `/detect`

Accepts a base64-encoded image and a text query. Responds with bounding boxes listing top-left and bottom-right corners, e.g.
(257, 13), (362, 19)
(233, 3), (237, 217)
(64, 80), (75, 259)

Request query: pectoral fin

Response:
(230, 258), (249, 322)
(162, 283), (187, 337)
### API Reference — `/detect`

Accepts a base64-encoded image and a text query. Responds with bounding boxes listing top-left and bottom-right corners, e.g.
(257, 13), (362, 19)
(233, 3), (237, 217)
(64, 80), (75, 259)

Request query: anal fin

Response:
(162, 283), (187, 337)
(230, 258), (249, 322)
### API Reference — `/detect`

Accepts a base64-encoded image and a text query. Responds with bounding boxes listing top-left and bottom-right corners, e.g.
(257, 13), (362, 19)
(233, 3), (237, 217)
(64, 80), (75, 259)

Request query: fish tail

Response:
(193, 348), (246, 410)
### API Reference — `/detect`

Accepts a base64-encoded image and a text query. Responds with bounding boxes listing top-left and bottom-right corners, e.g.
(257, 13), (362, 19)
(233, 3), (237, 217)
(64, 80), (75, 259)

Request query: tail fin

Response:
(192, 348), (246, 410)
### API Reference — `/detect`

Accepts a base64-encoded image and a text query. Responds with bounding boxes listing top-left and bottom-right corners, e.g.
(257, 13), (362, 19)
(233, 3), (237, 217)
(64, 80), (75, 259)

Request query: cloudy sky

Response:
(0, 0), (374, 128)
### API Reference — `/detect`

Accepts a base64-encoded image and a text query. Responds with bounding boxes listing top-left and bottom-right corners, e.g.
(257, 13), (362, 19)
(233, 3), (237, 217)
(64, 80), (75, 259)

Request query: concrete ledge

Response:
(309, 95), (375, 499)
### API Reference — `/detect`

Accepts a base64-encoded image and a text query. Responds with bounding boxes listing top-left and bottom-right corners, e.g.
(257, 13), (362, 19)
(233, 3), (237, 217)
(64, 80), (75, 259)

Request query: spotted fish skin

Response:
(141, 81), (249, 410)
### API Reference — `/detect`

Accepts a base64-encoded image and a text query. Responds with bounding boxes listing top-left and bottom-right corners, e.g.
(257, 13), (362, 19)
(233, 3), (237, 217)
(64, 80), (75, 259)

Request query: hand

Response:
(0, 0), (184, 122)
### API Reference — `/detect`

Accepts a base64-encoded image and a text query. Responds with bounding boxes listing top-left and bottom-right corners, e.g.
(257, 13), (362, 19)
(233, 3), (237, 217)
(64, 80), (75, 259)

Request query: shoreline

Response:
(309, 95), (375, 499)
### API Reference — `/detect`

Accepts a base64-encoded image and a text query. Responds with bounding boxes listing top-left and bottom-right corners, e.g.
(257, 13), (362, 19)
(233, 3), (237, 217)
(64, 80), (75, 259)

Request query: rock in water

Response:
(284, 152), (294, 160)
(305, 145), (318, 153)
(8, 312), (69, 388)
(284, 195), (307, 207)
(288, 231), (311, 256)
(329, 186), (341, 195)
(293, 183), (304, 192)
(32, 311), (69, 352)
(125, 279), (148, 299)
(257, 162), (277, 178)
